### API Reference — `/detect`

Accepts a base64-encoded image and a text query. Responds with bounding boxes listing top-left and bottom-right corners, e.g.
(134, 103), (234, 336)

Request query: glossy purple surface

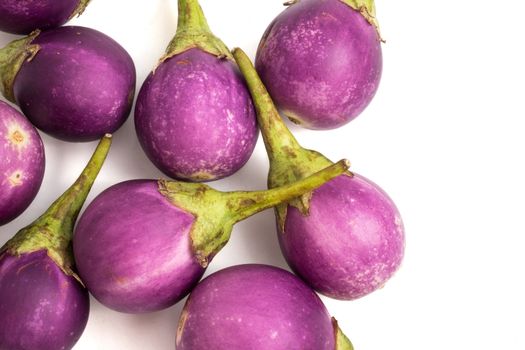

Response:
(13, 26), (136, 142)
(73, 180), (205, 313)
(0, 250), (89, 350)
(135, 49), (258, 182)
(177, 264), (335, 350)
(279, 174), (405, 300)
(256, 0), (382, 129)
(0, 101), (45, 226)
(0, 0), (79, 35)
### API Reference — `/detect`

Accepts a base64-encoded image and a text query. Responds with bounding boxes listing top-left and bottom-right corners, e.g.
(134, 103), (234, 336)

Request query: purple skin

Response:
(177, 264), (336, 350)
(135, 48), (258, 182)
(233, 47), (404, 301)
(13, 26), (136, 142)
(0, 101), (45, 226)
(0, 0), (79, 35)
(73, 180), (205, 313)
(255, 0), (382, 129)
(0, 250), (89, 350)
(73, 158), (351, 314)
(279, 174), (405, 300)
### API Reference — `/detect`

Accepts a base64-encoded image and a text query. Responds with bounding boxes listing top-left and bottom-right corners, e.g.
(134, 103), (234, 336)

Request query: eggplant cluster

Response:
(0, 0), (404, 349)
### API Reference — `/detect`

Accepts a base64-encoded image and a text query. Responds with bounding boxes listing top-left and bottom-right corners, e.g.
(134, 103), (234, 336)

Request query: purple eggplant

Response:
(0, 101), (45, 225)
(234, 48), (405, 300)
(255, 0), (383, 130)
(0, 0), (90, 35)
(73, 160), (349, 313)
(0, 26), (136, 142)
(176, 264), (354, 350)
(135, 0), (257, 182)
(0, 135), (111, 350)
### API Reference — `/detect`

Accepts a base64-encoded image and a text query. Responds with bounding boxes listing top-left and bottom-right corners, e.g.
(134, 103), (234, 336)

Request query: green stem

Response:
(0, 31), (40, 102)
(228, 159), (349, 222)
(70, 0), (92, 19)
(232, 47), (301, 164)
(177, 0), (212, 34)
(333, 318), (355, 350)
(31, 134), (112, 234)
(160, 159), (349, 266)
(340, 0), (383, 41)
(3, 134), (112, 276)
(163, 0), (232, 61)
(233, 47), (349, 232)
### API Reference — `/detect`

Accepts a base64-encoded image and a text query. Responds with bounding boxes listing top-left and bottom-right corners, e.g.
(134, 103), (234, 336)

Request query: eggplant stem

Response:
(32, 134), (112, 234)
(2, 135), (112, 277)
(333, 317), (355, 350)
(162, 0), (232, 61)
(227, 159), (350, 223)
(70, 0), (92, 19)
(0, 31), (40, 102)
(232, 48), (302, 163)
(159, 159), (349, 267)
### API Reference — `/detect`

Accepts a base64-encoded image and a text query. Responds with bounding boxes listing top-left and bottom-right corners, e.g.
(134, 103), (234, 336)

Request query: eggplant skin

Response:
(280, 174), (405, 300)
(73, 180), (205, 313)
(177, 264), (335, 350)
(0, 250), (89, 350)
(135, 48), (258, 182)
(256, 0), (382, 130)
(0, 0), (79, 35)
(0, 101), (45, 226)
(13, 26), (136, 142)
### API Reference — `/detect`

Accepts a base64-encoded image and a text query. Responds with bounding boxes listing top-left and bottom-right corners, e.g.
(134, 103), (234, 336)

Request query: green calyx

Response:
(340, 0), (383, 41)
(162, 0), (232, 63)
(70, 0), (92, 19)
(1, 135), (112, 280)
(333, 318), (355, 350)
(0, 31), (41, 102)
(232, 48), (353, 232)
(159, 159), (349, 268)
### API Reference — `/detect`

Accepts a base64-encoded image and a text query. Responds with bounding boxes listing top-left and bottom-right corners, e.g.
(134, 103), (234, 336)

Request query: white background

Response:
(1, 0), (525, 349)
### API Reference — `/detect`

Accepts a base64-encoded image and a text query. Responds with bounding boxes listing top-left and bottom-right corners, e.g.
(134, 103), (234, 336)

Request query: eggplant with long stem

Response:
(0, 135), (112, 350)
(234, 48), (405, 300)
(73, 160), (349, 313)
(135, 0), (258, 182)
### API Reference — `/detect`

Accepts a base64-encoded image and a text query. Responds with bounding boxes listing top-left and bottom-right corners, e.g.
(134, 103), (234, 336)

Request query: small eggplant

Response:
(255, 0), (383, 129)
(0, 26), (136, 142)
(135, 0), (258, 182)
